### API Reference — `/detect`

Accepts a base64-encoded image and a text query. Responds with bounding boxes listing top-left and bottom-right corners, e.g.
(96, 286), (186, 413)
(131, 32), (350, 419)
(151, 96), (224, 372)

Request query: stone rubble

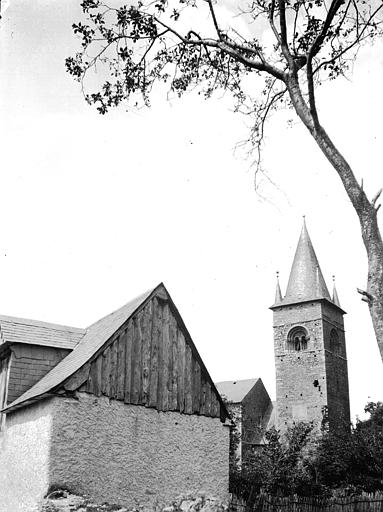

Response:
(40, 492), (228, 512)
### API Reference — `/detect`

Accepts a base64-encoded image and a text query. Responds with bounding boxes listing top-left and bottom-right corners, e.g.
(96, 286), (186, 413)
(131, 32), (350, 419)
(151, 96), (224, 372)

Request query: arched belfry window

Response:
(330, 329), (340, 354)
(287, 326), (309, 352)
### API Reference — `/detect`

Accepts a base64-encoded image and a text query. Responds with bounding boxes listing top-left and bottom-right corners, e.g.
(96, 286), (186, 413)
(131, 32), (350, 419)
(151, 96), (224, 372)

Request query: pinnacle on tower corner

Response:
(332, 276), (341, 308)
(274, 271), (283, 304)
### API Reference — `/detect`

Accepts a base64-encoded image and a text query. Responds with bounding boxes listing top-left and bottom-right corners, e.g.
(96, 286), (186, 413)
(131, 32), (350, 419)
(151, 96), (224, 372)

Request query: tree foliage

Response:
(220, 397), (242, 492)
(237, 422), (319, 497)
(67, 0), (383, 362)
(315, 402), (383, 492)
(232, 403), (383, 498)
(67, 0), (383, 121)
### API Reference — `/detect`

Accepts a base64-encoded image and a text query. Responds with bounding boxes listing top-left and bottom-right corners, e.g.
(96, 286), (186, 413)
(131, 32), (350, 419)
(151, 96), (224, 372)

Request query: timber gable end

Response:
(61, 290), (226, 421)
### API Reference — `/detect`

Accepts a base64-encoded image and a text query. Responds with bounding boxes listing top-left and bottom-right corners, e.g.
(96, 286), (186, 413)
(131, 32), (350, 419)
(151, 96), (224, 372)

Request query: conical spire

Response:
(275, 271), (283, 304)
(283, 218), (331, 303)
(332, 276), (341, 307)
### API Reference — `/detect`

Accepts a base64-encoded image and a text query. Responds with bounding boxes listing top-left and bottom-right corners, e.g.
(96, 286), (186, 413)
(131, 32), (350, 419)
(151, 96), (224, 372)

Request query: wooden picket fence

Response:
(230, 492), (383, 512)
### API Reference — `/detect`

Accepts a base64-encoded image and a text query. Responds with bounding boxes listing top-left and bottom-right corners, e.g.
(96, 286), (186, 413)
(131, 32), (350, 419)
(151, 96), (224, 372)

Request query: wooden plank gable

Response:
(62, 288), (227, 421)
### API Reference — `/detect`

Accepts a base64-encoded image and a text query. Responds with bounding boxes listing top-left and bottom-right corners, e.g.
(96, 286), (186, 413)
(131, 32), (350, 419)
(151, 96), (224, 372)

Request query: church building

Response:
(270, 220), (351, 430)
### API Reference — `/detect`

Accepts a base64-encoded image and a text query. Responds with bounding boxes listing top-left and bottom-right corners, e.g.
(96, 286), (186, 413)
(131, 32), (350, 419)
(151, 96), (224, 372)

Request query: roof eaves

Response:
(4, 393), (55, 414)
(270, 296), (346, 315)
(0, 340), (11, 358)
(5, 339), (80, 350)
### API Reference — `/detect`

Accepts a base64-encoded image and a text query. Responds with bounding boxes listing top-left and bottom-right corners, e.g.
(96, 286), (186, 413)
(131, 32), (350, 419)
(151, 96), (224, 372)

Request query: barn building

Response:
(0, 283), (230, 512)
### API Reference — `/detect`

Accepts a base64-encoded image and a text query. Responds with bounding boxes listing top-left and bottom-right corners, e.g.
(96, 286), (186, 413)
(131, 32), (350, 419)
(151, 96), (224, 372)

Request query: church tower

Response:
(270, 220), (350, 430)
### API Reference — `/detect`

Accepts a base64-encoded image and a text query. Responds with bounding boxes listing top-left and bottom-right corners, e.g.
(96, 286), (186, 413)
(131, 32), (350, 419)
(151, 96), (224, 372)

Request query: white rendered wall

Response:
(0, 398), (54, 512)
(50, 393), (230, 508)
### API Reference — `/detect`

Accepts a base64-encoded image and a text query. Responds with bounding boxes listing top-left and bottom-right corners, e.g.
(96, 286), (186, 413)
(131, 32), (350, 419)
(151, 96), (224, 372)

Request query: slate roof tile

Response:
(3, 286), (156, 412)
(0, 314), (85, 350)
(215, 378), (259, 403)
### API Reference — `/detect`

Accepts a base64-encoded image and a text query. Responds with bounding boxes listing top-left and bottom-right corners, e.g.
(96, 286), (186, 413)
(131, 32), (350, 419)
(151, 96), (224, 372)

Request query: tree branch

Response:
(278, 0), (295, 69)
(205, 0), (222, 40)
(312, 1), (383, 75)
(357, 287), (374, 303)
(278, 0), (288, 46)
(222, 38), (266, 65)
(268, 0), (282, 47)
(372, 189), (382, 209)
(308, 0), (345, 61)
(306, 58), (319, 128)
(154, 16), (285, 80)
(254, 85), (288, 171)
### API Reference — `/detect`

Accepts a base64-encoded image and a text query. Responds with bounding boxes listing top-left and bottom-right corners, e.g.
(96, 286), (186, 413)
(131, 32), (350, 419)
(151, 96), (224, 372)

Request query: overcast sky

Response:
(1, 0), (383, 419)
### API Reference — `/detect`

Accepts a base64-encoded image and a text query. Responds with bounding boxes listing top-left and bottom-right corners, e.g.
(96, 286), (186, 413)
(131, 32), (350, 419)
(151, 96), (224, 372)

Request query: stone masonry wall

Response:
(321, 303), (350, 427)
(7, 344), (70, 404)
(273, 300), (350, 431)
(273, 302), (328, 429)
(0, 398), (54, 512)
(50, 392), (230, 508)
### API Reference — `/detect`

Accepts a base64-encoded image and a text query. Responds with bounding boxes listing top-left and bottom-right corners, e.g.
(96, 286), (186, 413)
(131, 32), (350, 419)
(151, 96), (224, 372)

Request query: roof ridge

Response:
(216, 378), (259, 384)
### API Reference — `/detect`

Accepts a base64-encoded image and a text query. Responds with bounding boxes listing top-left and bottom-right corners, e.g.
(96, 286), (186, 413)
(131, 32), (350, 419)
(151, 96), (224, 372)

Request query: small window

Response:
(287, 326), (308, 352)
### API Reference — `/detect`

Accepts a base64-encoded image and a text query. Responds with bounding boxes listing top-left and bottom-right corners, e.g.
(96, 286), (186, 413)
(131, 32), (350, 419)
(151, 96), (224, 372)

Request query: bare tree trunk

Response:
(286, 74), (383, 363)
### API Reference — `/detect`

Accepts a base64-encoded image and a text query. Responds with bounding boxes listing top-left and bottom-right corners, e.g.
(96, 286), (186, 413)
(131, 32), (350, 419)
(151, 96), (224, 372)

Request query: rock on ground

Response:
(40, 491), (228, 512)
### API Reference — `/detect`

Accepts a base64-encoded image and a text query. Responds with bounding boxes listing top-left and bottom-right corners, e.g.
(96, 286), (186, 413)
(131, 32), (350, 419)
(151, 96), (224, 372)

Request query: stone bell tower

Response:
(270, 220), (350, 431)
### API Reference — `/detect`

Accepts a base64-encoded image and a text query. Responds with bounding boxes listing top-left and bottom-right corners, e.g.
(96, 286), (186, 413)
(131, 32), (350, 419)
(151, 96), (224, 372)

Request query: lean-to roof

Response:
(0, 314), (85, 350)
(3, 287), (154, 412)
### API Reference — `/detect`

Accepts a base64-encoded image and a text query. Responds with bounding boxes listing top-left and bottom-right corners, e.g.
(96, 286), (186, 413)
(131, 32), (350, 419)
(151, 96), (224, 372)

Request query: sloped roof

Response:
(274, 276), (283, 304)
(283, 219), (331, 304)
(215, 378), (259, 403)
(4, 286), (155, 412)
(0, 314), (85, 350)
(332, 283), (341, 307)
